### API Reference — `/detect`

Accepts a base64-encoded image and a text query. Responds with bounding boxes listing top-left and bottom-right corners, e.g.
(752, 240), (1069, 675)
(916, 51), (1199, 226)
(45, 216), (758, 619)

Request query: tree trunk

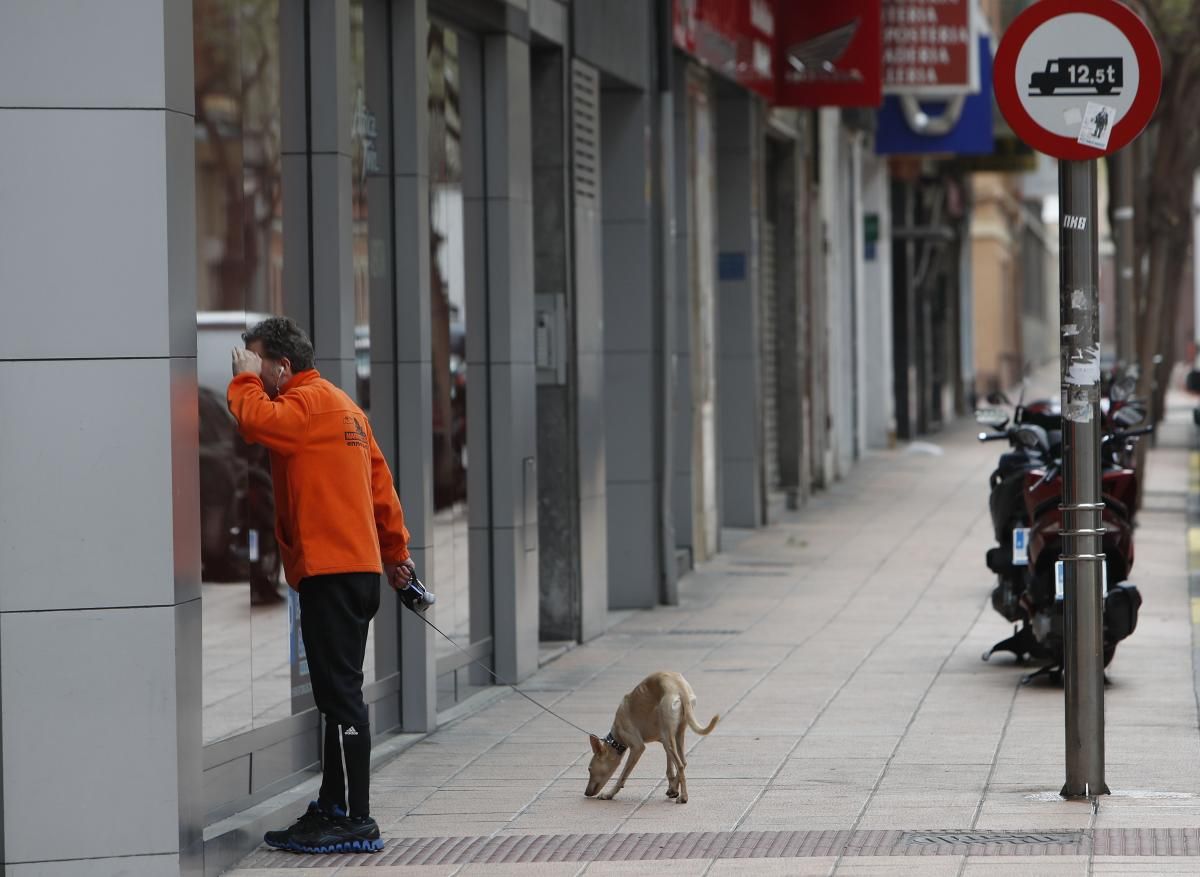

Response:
(1133, 232), (1170, 483)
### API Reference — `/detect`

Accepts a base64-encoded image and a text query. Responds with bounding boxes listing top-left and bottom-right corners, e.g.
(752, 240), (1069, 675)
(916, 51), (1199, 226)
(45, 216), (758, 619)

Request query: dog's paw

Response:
(598, 792), (616, 800)
(676, 795), (688, 804)
(666, 789), (679, 798)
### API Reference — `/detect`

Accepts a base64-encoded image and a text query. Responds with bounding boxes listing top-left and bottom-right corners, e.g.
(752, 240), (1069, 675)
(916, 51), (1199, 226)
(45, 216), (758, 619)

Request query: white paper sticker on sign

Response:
(1055, 560), (1108, 600)
(1012, 528), (1030, 566)
(1078, 101), (1118, 149)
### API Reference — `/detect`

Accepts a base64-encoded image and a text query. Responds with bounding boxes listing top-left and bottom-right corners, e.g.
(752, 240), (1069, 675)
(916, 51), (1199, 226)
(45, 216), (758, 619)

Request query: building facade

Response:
(0, 1), (894, 874)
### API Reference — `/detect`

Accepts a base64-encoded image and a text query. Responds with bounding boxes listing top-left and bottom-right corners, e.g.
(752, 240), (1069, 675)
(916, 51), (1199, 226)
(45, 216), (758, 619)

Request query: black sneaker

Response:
(263, 801), (384, 854)
(339, 815), (385, 853)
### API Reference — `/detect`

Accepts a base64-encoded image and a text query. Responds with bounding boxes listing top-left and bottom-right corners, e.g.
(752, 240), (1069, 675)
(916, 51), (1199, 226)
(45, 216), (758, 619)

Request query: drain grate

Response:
(905, 832), (1082, 846)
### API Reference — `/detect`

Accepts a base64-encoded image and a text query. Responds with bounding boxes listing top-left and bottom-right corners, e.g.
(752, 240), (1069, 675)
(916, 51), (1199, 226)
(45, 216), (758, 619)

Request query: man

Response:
(227, 316), (415, 854)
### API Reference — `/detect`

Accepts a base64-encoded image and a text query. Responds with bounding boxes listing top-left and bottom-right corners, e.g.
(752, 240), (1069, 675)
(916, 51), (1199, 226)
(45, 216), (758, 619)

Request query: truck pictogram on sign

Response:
(1029, 57), (1123, 95)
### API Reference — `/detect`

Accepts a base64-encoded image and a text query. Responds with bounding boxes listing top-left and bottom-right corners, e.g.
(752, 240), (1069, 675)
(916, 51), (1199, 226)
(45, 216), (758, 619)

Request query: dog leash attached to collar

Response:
(402, 593), (600, 740)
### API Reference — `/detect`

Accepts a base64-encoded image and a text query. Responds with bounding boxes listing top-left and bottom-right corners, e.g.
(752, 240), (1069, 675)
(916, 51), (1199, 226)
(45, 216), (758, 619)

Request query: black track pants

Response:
(299, 573), (380, 818)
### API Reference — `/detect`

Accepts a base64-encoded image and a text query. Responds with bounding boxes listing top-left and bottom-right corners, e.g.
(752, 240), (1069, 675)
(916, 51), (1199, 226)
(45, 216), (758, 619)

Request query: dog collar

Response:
(603, 731), (627, 754)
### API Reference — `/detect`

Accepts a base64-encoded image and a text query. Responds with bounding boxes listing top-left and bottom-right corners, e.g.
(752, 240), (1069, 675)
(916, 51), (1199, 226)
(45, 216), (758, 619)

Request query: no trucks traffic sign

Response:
(994, 0), (1161, 159)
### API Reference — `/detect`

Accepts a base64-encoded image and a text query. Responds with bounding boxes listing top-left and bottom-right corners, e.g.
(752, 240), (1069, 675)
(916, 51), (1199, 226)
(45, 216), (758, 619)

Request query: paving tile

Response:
(582, 860), (715, 875)
(833, 858), (964, 876)
(707, 859), (837, 876)
(1092, 858), (1200, 874)
(337, 869), (459, 877)
(961, 858), (1089, 877)
(455, 865), (585, 876)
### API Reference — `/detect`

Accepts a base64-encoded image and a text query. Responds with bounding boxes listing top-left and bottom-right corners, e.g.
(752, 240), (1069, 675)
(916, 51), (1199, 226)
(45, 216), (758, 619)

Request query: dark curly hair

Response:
(242, 317), (315, 371)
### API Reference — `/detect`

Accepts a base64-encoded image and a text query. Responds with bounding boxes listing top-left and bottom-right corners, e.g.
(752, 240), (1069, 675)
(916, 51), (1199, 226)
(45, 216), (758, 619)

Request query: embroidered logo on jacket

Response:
(343, 416), (368, 448)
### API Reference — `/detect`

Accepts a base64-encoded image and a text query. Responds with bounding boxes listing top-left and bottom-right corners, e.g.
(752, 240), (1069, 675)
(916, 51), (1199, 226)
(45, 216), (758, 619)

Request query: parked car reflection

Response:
(198, 312), (283, 605)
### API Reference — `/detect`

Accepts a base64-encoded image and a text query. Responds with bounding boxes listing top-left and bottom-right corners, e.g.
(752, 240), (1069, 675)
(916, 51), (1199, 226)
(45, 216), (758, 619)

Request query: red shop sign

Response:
(774, 0), (883, 107)
(882, 0), (979, 95)
(674, 0), (777, 100)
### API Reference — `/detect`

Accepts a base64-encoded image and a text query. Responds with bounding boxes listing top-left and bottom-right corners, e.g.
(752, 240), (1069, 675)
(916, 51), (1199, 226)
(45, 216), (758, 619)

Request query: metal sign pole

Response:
(1058, 158), (1109, 799)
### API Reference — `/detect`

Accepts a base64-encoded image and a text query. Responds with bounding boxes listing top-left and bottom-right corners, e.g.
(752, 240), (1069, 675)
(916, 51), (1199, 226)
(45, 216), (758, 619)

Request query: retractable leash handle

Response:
(397, 572), (436, 613)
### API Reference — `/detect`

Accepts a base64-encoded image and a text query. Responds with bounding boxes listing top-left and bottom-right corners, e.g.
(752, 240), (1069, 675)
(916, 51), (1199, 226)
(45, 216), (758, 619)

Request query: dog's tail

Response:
(684, 699), (720, 736)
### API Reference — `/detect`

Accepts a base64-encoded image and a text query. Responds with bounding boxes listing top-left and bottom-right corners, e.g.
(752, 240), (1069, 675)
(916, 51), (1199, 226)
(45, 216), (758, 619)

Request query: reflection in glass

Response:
(350, 0), (377, 685)
(428, 24), (471, 663)
(195, 0), (251, 745)
(239, 0), (293, 731)
(195, 0), (290, 743)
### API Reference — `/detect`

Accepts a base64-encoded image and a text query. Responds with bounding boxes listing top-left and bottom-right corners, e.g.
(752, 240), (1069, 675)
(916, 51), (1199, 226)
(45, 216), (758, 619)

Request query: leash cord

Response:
(403, 603), (597, 739)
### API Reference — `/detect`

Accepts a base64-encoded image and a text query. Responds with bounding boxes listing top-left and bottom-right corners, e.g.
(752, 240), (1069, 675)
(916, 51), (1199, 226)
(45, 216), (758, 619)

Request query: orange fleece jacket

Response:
(227, 369), (410, 588)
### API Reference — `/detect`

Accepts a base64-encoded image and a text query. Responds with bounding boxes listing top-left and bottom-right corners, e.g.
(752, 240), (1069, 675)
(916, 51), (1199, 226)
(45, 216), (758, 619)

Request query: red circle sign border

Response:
(994, 0), (1161, 160)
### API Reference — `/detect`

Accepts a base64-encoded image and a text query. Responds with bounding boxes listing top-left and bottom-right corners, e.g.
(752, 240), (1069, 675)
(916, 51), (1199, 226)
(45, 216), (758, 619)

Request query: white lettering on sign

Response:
(882, 0), (977, 96)
(1062, 215), (1088, 231)
(883, 26), (971, 46)
(885, 46), (953, 65)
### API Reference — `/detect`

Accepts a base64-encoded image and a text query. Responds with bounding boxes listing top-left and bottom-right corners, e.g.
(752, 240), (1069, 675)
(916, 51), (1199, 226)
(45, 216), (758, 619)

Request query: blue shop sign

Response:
(875, 36), (994, 156)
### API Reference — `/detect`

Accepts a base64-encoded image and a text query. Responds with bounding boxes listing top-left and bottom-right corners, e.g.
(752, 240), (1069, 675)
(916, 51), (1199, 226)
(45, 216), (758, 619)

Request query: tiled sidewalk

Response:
(228, 395), (1198, 876)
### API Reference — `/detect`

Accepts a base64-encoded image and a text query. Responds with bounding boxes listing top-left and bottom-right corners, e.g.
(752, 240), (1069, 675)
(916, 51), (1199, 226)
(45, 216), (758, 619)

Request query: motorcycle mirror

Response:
(1113, 405), (1145, 427)
(1110, 374), (1138, 402)
(1014, 424), (1049, 453)
(975, 408), (1008, 428)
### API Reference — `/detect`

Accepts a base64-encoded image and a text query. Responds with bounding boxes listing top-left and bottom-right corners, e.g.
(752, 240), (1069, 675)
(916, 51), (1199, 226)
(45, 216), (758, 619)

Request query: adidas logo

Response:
(344, 727), (359, 736)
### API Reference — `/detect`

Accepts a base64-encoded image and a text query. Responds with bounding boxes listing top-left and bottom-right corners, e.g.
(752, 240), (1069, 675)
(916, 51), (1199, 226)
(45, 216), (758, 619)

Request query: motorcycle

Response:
(976, 371), (1150, 681)
(974, 387), (1063, 625)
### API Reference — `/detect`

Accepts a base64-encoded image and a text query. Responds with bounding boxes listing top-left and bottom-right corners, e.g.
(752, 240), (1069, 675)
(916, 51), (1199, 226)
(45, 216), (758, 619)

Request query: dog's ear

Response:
(589, 734), (603, 756)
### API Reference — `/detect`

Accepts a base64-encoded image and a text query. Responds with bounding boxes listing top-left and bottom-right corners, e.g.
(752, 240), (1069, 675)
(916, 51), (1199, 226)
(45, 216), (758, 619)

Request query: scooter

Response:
(977, 370), (1150, 680)
(976, 388), (1062, 625)
(981, 421), (1151, 680)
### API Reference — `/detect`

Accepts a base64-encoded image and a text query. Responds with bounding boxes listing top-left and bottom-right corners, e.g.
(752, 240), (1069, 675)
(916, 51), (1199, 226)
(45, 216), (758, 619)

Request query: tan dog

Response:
(584, 671), (719, 804)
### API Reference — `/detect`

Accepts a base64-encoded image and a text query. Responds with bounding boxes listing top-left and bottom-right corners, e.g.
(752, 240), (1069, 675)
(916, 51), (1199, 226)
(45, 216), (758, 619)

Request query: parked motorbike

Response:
(975, 387), (1062, 624)
(977, 371), (1150, 681)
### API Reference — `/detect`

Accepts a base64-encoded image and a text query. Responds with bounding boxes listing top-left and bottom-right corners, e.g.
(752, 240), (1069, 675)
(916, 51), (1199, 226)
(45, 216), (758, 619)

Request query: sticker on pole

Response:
(994, 0), (1161, 160)
(1078, 102), (1117, 149)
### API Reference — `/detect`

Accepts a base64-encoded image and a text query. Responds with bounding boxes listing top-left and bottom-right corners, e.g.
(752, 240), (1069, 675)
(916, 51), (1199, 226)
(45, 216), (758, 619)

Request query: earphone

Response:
(277, 366), (284, 378)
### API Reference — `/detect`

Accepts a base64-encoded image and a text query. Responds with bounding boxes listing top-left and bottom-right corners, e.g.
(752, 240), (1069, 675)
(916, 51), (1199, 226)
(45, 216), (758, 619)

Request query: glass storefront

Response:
(195, 0), (290, 746)
(194, 0), (497, 768)
(428, 21), (490, 709)
(349, 0), (380, 690)
(194, 0), (396, 753)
